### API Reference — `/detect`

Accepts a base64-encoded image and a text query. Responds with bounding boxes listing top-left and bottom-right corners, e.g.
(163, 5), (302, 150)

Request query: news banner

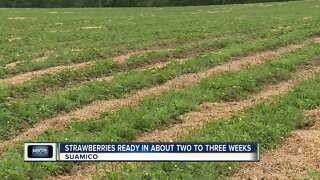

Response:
(24, 142), (259, 162)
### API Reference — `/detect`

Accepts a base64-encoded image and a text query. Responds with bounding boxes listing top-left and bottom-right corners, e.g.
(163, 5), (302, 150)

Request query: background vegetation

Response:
(0, 0), (298, 8)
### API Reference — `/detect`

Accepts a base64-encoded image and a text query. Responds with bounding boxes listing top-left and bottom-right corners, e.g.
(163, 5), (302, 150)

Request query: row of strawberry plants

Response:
(1, 41), (319, 179)
(0, 28), (318, 141)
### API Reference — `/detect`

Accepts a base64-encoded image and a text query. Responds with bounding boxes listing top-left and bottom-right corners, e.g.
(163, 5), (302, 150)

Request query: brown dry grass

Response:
(81, 26), (102, 30)
(5, 61), (19, 68)
(0, 61), (92, 84)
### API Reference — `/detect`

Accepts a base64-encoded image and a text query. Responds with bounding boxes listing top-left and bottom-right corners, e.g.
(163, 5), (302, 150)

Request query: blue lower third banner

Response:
(24, 142), (259, 162)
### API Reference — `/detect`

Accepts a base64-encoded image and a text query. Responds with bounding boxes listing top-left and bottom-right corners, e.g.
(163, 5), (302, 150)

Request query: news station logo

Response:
(28, 145), (53, 158)
(24, 143), (57, 162)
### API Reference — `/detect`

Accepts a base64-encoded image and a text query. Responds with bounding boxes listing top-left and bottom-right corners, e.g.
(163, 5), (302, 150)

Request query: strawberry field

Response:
(1, 0), (320, 179)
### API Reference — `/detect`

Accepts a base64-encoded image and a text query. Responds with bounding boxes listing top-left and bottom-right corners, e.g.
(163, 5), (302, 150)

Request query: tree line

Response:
(0, 0), (297, 8)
